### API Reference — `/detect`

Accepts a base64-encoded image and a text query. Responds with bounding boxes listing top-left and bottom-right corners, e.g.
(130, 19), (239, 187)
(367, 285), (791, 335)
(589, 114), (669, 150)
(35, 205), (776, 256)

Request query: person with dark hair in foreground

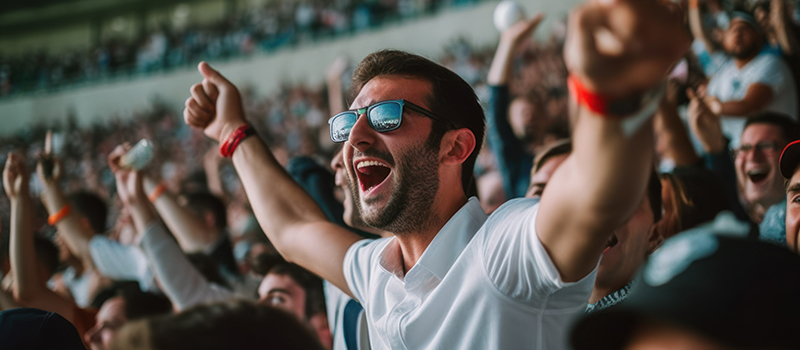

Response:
(571, 227), (800, 350)
(111, 300), (326, 350)
(180, 0), (690, 347)
(0, 308), (86, 350)
(85, 285), (172, 350)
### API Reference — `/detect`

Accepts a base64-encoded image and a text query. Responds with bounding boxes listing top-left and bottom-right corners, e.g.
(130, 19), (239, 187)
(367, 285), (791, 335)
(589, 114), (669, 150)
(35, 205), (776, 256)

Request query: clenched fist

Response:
(564, 0), (691, 98)
(184, 62), (248, 143)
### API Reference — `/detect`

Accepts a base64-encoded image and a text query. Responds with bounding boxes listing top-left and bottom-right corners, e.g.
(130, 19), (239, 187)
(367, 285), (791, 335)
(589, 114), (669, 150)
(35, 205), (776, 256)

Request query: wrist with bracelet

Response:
(219, 124), (257, 158)
(567, 74), (666, 136)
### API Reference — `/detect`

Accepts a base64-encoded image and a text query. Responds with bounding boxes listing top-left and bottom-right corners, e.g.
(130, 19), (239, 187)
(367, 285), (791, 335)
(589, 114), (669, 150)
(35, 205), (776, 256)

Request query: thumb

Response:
(198, 62), (230, 86)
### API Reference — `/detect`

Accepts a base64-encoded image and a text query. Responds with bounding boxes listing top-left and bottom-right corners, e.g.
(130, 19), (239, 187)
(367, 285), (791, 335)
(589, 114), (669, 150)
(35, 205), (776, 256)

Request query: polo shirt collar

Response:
(378, 197), (487, 282)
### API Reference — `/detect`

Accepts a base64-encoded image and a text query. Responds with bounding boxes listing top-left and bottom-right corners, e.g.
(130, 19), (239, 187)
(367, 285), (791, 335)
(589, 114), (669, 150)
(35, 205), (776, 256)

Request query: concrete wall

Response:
(0, 0), (581, 136)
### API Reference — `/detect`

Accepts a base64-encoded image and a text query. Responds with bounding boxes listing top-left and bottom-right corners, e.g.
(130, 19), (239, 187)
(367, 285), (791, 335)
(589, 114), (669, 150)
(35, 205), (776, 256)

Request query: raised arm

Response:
(142, 176), (219, 253)
(688, 0), (717, 54)
(108, 146), (234, 310)
(536, 0), (690, 282)
(486, 14), (544, 198)
(5, 154), (76, 322)
(183, 62), (362, 297)
(36, 156), (96, 270)
(326, 57), (349, 115)
(654, 80), (701, 166)
(771, 0), (799, 56)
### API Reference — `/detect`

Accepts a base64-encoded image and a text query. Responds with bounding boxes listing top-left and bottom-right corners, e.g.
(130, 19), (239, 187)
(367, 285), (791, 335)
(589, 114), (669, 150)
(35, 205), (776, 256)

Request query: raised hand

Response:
(108, 144), (145, 207)
(501, 12), (545, 45)
(184, 62), (247, 143)
(564, 0), (691, 97)
(3, 153), (29, 203)
(687, 87), (725, 153)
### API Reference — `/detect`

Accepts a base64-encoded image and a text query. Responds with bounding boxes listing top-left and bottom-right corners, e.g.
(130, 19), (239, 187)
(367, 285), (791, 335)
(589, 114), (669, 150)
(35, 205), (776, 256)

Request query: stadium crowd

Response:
(0, 0), (482, 97)
(1, 0), (800, 349)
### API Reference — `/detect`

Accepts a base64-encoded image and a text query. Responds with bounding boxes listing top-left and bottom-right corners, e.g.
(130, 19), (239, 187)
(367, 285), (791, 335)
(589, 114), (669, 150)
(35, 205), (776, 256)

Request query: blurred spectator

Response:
(690, 4), (798, 147)
(111, 300), (326, 350)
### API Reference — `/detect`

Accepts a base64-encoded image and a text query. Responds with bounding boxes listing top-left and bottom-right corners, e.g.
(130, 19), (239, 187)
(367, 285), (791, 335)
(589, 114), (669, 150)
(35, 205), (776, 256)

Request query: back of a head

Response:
(34, 235), (61, 277)
(0, 308), (86, 350)
(571, 224), (800, 350)
(111, 300), (326, 350)
(68, 191), (108, 234)
(350, 50), (486, 194)
(182, 192), (227, 230)
(662, 167), (732, 235)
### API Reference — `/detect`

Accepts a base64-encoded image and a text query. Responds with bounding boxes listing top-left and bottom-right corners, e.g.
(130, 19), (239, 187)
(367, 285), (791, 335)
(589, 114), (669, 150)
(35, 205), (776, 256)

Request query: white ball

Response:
(493, 1), (525, 32)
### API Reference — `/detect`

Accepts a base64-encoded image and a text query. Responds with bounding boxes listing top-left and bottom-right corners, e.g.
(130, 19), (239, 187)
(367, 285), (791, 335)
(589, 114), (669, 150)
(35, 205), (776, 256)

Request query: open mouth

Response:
(747, 168), (769, 184)
(356, 160), (392, 193)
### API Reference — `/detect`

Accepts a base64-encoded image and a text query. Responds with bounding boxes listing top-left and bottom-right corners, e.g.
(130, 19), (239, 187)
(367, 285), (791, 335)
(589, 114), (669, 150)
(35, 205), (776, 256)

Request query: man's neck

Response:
(734, 52), (759, 69)
(395, 195), (469, 274)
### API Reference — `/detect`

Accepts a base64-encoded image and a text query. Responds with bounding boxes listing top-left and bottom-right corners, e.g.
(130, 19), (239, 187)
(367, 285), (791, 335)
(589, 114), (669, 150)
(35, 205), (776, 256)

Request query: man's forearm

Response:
(9, 197), (36, 301)
(231, 137), (331, 254)
(40, 183), (95, 267)
(143, 177), (216, 252)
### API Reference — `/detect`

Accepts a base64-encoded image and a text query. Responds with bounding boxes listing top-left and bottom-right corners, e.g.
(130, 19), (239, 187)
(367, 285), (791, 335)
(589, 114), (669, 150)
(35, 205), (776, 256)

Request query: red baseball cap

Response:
(780, 140), (800, 179)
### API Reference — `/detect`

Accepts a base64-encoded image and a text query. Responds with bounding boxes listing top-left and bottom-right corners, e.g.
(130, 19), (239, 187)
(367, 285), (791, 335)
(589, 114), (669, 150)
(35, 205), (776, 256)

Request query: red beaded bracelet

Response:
(220, 124), (256, 158)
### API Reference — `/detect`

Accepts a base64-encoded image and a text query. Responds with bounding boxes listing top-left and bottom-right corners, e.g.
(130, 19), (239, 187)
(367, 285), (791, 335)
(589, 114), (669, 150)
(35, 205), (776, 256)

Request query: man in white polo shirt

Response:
(180, 0), (689, 348)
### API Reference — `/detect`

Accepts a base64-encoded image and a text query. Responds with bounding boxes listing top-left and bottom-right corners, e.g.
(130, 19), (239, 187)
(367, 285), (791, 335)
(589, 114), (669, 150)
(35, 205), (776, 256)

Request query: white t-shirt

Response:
(89, 236), (158, 292)
(344, 197), (596, 350)
(705, 50), (798, 147)
(325, 281), (371, 350)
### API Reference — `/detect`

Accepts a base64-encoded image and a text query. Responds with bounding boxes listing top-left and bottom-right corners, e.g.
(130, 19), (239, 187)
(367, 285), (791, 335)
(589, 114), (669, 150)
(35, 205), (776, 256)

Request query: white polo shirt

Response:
(344, 197), (596, 350)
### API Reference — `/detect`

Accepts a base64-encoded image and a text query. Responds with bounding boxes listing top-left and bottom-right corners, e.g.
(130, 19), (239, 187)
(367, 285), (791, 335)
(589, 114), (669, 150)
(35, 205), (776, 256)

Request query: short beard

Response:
(350, 135), (441, 235)
(730, 43), (761, 60)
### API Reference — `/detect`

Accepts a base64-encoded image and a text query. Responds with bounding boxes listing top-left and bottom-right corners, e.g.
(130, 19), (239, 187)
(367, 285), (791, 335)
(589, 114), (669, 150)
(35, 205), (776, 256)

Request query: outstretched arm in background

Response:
(142, 175), (220, 253)
(688, 0), (717, 54)
(36, 155), (96, 270)
(654, 80), (701, 166)
(536, 0), (690, 282)
(183, 62), (362, 297)
(5, 154), (76, 322)
(485, 14), (543, 198)
(108, 146), (234, 310)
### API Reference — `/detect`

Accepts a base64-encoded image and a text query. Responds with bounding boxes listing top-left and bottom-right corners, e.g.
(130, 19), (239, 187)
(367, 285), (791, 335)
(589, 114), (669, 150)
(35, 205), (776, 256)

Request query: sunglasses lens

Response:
(330, 112), (357, 142)
(369, 102), (402, 132)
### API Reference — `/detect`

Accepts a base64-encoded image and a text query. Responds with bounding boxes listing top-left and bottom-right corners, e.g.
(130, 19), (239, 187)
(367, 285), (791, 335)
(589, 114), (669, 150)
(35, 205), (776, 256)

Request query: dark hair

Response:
(531, 139), (572, 175)
(112, 301), (326, 350)
(67, 192), (107, 234)
(647, 170), (663, 224)
(743, 112), (800, 142)
(182, 192), (227, 230)
(33, 236), (60, 276)
(350, 50), (486, 194)
(661, 166), (732, 235)
(91, 282), (172, 320)
(264, 261), (325, 320)
(186, 253), (230, 290)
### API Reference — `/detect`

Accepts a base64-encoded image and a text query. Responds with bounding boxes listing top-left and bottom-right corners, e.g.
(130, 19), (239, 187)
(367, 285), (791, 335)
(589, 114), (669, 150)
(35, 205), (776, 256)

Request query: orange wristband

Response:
(48, 205), (72, 226)
(689, 0), (699, 10)
(148, 183), (167, 202)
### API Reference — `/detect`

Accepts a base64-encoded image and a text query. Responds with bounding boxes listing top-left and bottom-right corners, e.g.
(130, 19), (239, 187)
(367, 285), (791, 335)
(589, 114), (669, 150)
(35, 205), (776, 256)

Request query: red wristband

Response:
(220, 124), (255, 158)
(48, 204), (72, 226)
(148, 183), (167, 202)
(568, 75), (610, 116)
